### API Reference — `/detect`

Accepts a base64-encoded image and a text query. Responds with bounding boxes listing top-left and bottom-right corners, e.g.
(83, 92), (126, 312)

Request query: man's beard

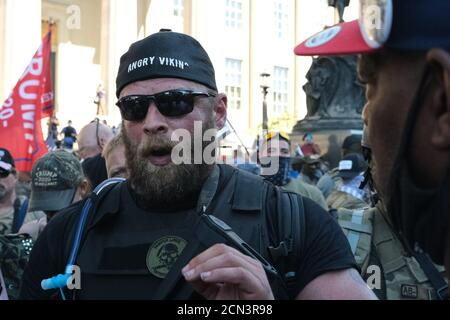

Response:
(122, 118), (216, 209)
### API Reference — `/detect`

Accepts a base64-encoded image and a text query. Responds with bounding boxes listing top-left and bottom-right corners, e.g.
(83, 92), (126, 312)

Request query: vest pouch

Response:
(153, 214), (289, 300)
(76, 228), (193, 299)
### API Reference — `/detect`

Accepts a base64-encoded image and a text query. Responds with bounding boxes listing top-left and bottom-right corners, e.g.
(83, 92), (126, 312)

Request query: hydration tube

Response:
(41, 178), (125, 298)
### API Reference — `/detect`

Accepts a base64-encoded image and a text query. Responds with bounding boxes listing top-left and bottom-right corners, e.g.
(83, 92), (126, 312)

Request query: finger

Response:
(183, 243), (262, 274)
(183, 244), (236, 271)
(199, 267), (273, 299)
(188, 279), (221, 299)
(183, 250), (259, 282)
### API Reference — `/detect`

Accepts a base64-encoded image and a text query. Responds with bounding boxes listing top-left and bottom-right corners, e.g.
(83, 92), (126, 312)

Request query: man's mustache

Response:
(138, 136), (178, 158)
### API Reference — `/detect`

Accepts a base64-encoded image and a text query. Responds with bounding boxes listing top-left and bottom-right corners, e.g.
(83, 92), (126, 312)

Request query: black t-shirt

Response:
(19, 167), (356, 300)
(61, 126), (77, 139)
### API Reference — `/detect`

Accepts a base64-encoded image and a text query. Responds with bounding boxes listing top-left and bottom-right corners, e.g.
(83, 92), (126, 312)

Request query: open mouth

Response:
(147, 147), (172, 166)
(150, 148), (172, 157)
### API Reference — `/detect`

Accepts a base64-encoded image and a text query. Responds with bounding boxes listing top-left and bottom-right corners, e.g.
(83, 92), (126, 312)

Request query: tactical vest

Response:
(66, 165), (305, 300)
(337, 204), (448, 300)
(327, 190), (369, 211)
(336, 207), (372, 273)
(372, 207), (448, 300)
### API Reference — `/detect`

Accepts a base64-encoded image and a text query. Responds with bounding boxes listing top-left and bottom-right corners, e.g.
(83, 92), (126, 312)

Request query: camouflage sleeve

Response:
(0, 234), (34, 300)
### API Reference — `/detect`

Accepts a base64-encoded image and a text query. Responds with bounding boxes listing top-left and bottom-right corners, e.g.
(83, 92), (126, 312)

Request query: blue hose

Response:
(40, 178), (125, 296)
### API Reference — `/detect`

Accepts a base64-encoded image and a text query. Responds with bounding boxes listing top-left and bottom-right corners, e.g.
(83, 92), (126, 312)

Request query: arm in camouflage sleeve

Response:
(0, 234), (34, 300)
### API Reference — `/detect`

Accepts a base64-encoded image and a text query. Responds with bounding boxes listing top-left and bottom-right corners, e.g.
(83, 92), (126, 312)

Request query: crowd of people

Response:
(1, 0), (449, 301)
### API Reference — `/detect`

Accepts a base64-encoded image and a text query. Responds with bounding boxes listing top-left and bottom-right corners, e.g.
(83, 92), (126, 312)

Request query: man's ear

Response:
(213, 94), (227, 130)
(78, 179), (91, 199)
(426, 49), (450, 150)
(99, 138), (107, 149)
(12, 171), (18, 183)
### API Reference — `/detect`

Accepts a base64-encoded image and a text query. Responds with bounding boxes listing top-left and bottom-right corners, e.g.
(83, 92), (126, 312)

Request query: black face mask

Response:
(261, 156), (291, 187)
(386, 65), (450, 264)
(390, 165), (450, 263)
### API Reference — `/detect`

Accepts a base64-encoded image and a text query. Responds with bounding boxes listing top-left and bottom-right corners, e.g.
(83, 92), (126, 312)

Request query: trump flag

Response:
(0, 30), (53, 172)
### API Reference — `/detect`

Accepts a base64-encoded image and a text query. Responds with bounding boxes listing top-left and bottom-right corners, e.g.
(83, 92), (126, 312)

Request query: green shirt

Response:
(283, 178), (328, 210)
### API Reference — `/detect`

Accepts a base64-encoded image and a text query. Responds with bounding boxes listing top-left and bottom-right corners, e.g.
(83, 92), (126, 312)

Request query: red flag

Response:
(0, 30), (53, 171)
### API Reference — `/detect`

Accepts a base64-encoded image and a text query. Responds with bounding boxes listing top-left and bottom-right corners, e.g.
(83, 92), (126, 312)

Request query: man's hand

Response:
(182, 243), (274, 300)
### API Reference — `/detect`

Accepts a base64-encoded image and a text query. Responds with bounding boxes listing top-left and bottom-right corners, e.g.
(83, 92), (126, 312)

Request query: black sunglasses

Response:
(0, 168), (14, 178)
(116, 89), (216, 121)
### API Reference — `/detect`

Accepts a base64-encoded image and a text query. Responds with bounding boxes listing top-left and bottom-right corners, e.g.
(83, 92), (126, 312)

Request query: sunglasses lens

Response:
(117, 90), (206, 121)
(118, 97), (151, 121)
(0, 170), (10, 178)
(156, 91), (194, 117)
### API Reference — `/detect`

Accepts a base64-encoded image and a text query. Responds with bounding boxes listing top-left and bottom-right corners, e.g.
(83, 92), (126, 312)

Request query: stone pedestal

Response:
(292, 55), (365, 168)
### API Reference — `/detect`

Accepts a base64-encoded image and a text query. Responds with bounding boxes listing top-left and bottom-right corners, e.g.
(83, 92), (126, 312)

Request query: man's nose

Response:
(142, 102), (169, 135)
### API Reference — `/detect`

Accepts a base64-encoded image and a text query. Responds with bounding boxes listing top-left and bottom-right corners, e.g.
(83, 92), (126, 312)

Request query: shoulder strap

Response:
(412, 252), (449, 300)
(268, 187), (305, 297)
(373, 207), (449, 299)
(12, 198), (28, 234)
(63, 179), (124, 265)
(336, 207), (373, 273)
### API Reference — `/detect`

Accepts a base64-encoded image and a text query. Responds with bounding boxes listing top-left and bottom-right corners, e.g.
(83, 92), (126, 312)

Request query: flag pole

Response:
(48, 17), (54, 118)
(225, 119), (251, 158)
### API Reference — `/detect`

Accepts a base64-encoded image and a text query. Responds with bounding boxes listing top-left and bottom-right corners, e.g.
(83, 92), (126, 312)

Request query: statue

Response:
(294, 55), (365, 132)
(328, 0), (350, 23)
(94, 83), (106, 115)
(291, 0), (362, 162)
(303, 56), (365, 118)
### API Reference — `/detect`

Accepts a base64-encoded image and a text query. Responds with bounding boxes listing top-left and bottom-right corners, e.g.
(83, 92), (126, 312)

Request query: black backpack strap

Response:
(12, 198), (28, 234)
(64, 179), (125, 259)
(412, 251), (450, 300)
(268, 188), (305, 298)
(66, 179), (125, 300)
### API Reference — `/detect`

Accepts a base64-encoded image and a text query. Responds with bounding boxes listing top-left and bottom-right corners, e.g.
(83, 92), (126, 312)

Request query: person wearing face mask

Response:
(295, 0), (450, 297)
(260, 132), (328, 210)
(331, 126), (448, 300)
(296, 0), (450, 277)
(326, 153), (371, 210)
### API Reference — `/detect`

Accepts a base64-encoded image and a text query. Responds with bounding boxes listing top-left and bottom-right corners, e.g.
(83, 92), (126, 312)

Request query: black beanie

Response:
(116, 29), (217, 98)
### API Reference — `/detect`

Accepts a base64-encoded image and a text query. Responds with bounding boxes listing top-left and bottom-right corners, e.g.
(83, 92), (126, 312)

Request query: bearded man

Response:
(20, 30), (375, 300)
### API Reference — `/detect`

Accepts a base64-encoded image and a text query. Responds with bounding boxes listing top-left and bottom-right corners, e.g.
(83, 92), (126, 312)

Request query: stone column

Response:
(100, 0), (138, 123)
(0, 0), (41, 101)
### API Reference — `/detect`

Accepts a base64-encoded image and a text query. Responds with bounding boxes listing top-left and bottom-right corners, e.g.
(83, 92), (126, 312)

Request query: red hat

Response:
(295, 0), (450, 57)
(294, 20), (378, 56)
